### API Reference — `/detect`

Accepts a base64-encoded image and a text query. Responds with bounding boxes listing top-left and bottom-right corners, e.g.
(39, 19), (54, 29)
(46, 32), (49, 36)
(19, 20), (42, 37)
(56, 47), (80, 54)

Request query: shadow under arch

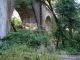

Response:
(45, 16), (52, 33)
(15, 6), (37, 30)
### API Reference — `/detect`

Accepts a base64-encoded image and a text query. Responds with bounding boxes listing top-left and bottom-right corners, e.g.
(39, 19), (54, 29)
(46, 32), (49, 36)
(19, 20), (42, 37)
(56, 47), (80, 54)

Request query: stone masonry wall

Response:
(0, 0), (8, 39)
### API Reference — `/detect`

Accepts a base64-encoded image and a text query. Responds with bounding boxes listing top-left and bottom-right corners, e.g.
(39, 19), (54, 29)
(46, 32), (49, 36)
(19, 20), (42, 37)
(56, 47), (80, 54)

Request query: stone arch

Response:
(45, 16), (52, 33)
(0, 0), (54, 38)
(15, 6), (37, 29)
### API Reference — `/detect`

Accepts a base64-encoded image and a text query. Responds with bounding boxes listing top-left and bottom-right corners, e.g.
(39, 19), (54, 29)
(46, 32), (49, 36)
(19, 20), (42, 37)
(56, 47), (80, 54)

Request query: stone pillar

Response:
(0, 0), (8, 39)
(0, 0), (13, 39)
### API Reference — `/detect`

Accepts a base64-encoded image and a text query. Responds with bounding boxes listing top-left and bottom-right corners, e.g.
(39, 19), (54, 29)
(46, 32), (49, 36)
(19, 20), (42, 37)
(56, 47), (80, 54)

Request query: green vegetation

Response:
(14, 0), (33, 8)
(0, 18), (62, 59)
(0, 26), (62, 60)
(11, 17), (22, 32)
(1, 29), (49, 49)
(0, 44), (62, 60)
(1, 0), (80, 60)
(8, 0), (80, 55)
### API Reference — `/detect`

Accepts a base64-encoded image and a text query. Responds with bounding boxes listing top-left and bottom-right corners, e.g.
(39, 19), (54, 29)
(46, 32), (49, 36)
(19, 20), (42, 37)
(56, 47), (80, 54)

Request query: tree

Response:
(40, 0), (77, 48)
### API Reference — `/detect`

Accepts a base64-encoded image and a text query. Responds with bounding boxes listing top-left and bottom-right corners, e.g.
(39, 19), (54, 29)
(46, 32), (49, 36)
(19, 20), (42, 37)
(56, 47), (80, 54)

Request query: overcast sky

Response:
(76, 0), (80, 3)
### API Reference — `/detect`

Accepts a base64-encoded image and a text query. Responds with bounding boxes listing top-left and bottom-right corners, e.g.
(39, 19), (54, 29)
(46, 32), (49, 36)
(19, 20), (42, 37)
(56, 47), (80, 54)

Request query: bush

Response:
(53, 27), (80, 55)
(11, 17), (22, 26)
(65, 47), (80, 55)
(0, 44), (62, 60)
(1, 29), (49, 49)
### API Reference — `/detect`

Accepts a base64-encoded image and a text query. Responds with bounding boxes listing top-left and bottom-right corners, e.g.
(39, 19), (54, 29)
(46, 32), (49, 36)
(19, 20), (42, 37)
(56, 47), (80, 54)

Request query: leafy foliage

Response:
(1, 29), (49, 49)
(51, 0), (80, 55)
(0, 44), (62, 60)
(3, 0), (80, 55)
(14, 0), (33, 8)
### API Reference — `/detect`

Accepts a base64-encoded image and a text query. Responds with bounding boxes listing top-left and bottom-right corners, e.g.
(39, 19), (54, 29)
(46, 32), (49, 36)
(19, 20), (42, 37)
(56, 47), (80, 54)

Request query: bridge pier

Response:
(0, 0), (13, 39)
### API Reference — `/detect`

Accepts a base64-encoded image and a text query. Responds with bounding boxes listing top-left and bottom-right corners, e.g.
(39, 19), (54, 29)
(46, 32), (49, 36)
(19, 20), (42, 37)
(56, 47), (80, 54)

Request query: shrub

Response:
(1, 29), (49, 49)
(65, 47), (80, 55)
(0, 44), (62, 60)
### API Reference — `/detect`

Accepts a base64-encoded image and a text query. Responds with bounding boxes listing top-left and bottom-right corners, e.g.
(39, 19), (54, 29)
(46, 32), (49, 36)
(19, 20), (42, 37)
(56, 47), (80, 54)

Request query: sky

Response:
(76, 0), (80, 3)
(12, 9), (19, 18)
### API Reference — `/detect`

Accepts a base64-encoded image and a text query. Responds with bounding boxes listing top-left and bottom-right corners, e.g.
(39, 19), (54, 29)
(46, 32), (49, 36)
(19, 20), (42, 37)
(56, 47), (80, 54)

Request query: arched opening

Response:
(11, 9), (22, 32)
(15, 7), (37, 30)
(45, 16), (51, 33)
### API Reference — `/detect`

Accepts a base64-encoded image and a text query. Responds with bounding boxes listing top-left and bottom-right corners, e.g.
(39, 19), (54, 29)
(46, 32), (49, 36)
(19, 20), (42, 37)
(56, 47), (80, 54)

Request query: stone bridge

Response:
(0, 0), (56, 39)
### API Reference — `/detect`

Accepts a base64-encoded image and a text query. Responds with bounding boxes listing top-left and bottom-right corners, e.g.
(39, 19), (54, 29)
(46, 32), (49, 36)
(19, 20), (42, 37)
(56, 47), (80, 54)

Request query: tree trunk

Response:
(69, 19), (73, 38)
(11, 22), (17, 32)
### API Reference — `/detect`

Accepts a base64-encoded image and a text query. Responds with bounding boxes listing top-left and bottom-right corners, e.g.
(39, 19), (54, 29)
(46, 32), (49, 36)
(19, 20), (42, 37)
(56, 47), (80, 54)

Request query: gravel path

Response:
(61, 55), (80, 60)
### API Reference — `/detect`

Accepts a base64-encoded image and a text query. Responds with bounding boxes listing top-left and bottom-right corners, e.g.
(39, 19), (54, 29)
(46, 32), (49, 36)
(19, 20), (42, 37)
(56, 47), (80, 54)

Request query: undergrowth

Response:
(0, 29), (49, 50)
(0, 44), (62, 60)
